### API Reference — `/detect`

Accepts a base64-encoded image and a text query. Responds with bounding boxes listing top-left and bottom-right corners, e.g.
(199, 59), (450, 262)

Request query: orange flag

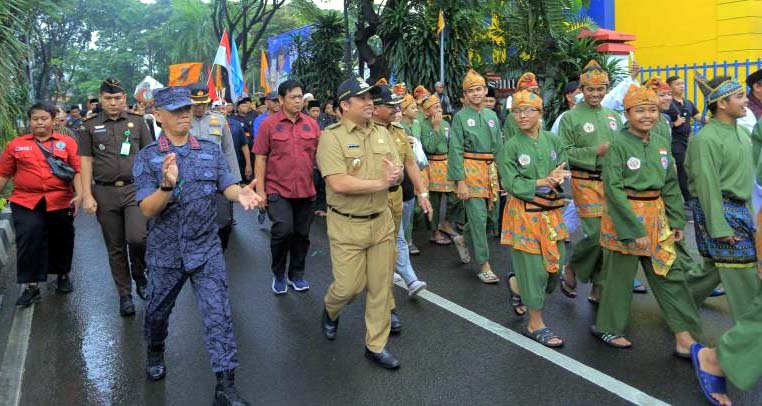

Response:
(436, 10), (445, 35)
(259, 49), (271, 93)
(168, 62), (203, 86)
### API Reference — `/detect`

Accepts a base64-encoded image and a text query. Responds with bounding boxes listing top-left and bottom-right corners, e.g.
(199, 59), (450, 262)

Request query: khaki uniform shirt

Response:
(317, 118), (401, 216)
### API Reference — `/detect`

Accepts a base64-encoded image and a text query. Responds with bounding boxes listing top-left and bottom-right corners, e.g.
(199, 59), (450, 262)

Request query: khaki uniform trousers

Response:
(324, 208), (396, 352)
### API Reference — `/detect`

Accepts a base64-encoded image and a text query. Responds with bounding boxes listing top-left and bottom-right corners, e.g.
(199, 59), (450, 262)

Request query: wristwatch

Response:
(418, 192), (430, 198)
(160, 183), (174, 192)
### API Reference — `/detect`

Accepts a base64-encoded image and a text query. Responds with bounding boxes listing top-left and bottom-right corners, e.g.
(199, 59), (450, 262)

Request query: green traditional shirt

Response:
(497, 129), (566, 201)
(447, 106), (503, 181)
(558, 103), (623, 171)
(400, 118), (422, 140)
(651, 115), (672, 140)
(603, 129), (684, 241)
(685, 119), (754, 238)
(501, 114), (521, 142)
(420, 118), (451, 155)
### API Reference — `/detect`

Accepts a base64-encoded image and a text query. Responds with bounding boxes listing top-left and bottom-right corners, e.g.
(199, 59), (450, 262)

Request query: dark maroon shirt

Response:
(252, 111), (320, 198)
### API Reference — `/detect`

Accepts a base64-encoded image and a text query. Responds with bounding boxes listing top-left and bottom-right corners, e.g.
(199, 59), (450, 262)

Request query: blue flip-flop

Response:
(690, 343), (728, 406)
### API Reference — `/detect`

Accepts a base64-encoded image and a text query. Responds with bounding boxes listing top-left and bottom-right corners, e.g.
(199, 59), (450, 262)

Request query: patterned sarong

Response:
(426, 155), (454, 192)
(692, 199), (757, 268)
(600, 191), (676, 276)
(570, 168), (604, 218)
(463, 152), (499, 208)
(500, 193), (568, 273)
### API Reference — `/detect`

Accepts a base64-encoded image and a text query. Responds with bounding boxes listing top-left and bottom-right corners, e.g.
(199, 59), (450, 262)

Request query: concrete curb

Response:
(0, 207), (14, 306)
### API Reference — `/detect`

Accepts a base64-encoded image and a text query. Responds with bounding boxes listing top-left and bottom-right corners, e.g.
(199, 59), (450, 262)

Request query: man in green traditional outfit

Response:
(592, 85), (702, 353)
(558, 60), (623, 302)
(684, 74), (761, 322)
(448, 69), (503, 284)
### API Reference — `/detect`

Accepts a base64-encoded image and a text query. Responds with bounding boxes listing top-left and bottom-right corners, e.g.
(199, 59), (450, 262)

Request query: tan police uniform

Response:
(317, 118), (401, 352)
(79, 109), (154, 297)
(387, 122), (415, 233)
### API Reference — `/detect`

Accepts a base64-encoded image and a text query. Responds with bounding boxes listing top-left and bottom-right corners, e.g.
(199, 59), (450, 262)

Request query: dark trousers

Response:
(12, 200), (74, 284)
(93, 184), (147, 297)
(267, 194), (314, 280)
(144, 252), (239, 373)
(312, 168), (326, 212)
(671, 138), (691, 202)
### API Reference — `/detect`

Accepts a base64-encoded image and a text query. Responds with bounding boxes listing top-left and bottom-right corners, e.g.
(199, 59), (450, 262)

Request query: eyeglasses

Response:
(512, 107), (540, 116)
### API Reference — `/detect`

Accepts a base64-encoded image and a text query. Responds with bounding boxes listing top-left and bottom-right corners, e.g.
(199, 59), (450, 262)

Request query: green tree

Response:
(1, 0), (35, 142)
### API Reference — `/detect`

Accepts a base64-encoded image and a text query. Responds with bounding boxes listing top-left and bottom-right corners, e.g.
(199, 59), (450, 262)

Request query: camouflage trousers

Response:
(144, 252), (239, 373)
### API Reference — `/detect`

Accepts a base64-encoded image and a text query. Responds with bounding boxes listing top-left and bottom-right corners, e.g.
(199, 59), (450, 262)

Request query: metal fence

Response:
(638, 58), (762, 112)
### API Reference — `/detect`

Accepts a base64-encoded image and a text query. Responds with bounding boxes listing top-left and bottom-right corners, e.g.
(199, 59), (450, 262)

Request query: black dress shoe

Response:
(120, 295), (136, 317)
(16, 286), (41, 307)
(364, 347), (400, 369)
(214, 370), (250, 406)
(145, 343), (166, 381)
(135, 278), (148, 301)
(56, 274), (73, 294)
(321, 307), (338, 340)
(390, 310), (401, 335)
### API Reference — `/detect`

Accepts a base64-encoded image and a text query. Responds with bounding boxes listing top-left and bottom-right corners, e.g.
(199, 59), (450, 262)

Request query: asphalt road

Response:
(2, 206), (761, 406)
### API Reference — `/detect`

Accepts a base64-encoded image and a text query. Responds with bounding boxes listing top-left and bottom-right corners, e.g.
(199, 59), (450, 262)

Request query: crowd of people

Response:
(2, 62), (762, 406)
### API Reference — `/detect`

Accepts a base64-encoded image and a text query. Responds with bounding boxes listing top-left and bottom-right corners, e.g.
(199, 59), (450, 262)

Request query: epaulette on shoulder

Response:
(127, 110), (145, 117)
(325, 123), (341, 130)
(391, 122), (404, 129)
(82, 115), (97, 122)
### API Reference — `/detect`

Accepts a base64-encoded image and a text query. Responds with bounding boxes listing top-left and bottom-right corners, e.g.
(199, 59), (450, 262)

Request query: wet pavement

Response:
(3, 208), (762, 405)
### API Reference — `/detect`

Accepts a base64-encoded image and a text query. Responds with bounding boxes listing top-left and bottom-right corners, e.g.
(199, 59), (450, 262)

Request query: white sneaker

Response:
(407, 280), (427, 297)
(394, 273), (403, 283)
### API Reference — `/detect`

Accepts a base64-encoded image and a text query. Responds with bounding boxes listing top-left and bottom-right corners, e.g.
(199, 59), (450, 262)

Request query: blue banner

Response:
(266, 25), (312, 90)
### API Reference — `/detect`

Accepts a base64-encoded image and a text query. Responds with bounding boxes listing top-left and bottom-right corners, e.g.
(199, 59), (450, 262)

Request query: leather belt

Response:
(570, 168), (602, 181)
(328, 205), (382, 220)
(625, 189), (661, 201)
(94, 179), (134, 187)
(427, 154), (448, 161)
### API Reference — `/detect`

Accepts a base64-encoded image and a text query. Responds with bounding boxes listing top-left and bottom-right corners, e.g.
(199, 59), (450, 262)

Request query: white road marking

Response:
(398, 281), (670, 406)
(0, 305), (34, 406)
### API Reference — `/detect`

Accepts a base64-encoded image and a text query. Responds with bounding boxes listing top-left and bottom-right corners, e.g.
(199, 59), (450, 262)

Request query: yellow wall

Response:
(615, 0), (762, 67)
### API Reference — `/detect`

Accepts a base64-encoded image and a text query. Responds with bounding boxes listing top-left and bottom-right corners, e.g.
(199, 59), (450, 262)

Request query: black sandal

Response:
(560, 269), (577, 299)
(524, 327), (564, 348)
(507, 272), (526, 316)
(591, 327), (632, 349)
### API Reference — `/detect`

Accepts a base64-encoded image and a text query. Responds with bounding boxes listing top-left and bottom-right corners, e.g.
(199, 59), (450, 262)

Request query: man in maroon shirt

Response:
(253, 79), (321, 294)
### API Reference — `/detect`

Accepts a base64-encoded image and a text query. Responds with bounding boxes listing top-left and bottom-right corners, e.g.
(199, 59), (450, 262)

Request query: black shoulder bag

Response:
(35, 140), (76, 182)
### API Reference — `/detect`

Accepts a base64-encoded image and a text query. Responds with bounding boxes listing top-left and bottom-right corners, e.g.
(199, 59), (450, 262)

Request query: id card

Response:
(120, 141), (131, 156)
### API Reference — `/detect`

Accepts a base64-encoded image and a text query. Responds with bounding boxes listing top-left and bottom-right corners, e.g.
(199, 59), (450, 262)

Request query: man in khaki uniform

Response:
(80, 78), (154, 317)
(318, 77), (404, 369)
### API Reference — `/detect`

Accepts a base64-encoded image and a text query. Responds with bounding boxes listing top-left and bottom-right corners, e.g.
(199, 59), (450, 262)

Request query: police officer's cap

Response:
(100, 77), (126, 94)
(307, 100), (321, 109)
(337, 77), (378, 102)
(372, 85), (402, 106)
(237, 97), (252, 106)
(189, 83), (211, 104)
(265, 92), (279, 101)
(153, 87), (193, 112)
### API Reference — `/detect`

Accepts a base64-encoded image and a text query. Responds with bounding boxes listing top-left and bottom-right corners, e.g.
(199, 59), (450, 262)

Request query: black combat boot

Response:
(145, 343), (166, 381)
(214, 370), (250, 406)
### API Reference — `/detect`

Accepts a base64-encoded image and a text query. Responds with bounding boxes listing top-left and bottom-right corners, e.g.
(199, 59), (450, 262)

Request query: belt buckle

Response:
(115, 180), (125, 187)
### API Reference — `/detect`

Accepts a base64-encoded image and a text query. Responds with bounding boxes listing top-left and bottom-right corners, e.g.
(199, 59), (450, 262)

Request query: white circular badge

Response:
(627, 157), (641, 170)
(518, 154), (531, 166)
(583, 123), (595, 133)
(467, 118), (476, 127)
(609, 121), (618, 130)
(488, 120), (495, 128)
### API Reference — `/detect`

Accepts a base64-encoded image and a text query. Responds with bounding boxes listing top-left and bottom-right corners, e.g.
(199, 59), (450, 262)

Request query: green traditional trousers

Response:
(429, 191), (464, 230)
(687, 258), (761, 322)
(511, 245), (564, 310)
(569, 216), (604, 286)
(718, 285), (762, 390)
(595, 249), (703, 336)
(464, 197), (491, 266)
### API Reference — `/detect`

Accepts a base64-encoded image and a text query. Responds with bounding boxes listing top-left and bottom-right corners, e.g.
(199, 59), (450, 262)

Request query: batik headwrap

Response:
(392, 83), (407, 96)
(512, 90), (542, 110)
(422, 94), (441, 111)
(516, 72), (539, 91)
(375, 78), (389, 86)
(413, 85), (430, 103)
(695, 72), (745, 122)
(645, 77), (671, 94)
(623, 84), (659, 110)
(401, 94), (416, 111)
(579, 60), (609, 87)
(462, 68), (486, 90)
